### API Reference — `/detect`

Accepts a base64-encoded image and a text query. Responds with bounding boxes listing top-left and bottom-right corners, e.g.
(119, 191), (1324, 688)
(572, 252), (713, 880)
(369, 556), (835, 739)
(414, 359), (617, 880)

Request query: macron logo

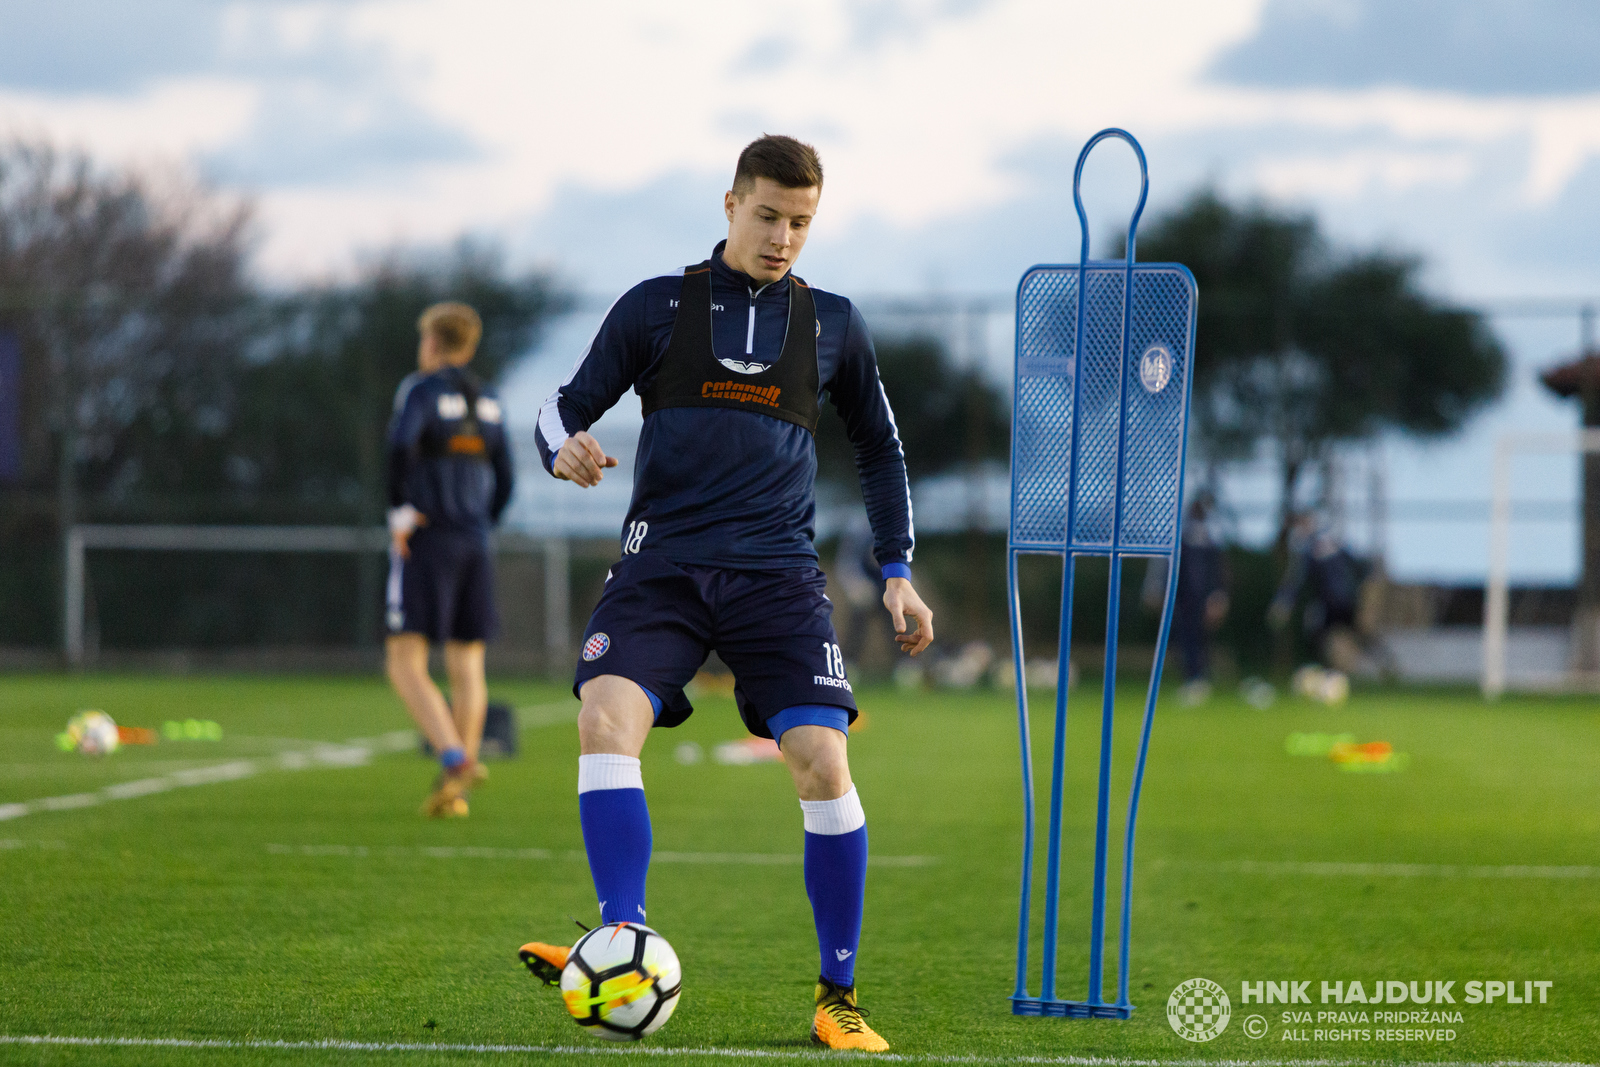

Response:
(835, 949), (853, 962)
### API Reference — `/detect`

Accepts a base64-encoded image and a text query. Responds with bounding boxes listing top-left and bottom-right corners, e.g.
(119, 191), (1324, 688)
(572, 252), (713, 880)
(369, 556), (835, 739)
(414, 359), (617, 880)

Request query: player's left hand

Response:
(884, 577), (934, 656)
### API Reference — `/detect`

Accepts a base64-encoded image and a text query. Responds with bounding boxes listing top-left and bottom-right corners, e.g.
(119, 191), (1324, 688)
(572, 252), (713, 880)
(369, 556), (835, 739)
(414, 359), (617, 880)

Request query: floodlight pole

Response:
(543, 536), (571, 659)
(64, 526), (86, 668)
(1483, 438), (1511, 698)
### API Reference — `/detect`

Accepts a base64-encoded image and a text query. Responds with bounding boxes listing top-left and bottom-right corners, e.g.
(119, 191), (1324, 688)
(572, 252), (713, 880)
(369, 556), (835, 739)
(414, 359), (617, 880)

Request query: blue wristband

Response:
(881, 563), (912, 581)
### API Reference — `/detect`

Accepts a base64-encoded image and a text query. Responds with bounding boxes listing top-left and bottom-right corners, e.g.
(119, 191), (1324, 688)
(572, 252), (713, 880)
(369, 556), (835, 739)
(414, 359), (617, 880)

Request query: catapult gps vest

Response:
(640, 261), (820, 433)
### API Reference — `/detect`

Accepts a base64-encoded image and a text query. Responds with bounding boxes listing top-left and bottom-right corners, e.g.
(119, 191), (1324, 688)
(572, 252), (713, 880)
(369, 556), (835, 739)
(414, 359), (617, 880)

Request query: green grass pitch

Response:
(1, 673), (1596, 1065)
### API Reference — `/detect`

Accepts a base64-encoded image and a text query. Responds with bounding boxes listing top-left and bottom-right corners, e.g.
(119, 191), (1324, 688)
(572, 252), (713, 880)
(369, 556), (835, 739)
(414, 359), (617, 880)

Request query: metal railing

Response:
(62, 525), (571, 667)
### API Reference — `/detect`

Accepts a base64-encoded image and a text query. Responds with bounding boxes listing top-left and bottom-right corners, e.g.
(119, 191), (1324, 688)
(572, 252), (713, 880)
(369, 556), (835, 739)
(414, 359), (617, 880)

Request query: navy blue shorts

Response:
(573, 554), (857, 738)
(386, 527), (499, 643)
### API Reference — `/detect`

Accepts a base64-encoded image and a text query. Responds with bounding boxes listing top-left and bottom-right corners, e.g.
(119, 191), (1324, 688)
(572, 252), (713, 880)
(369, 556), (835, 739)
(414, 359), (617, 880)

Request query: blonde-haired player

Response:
(385, 302), (514, 817)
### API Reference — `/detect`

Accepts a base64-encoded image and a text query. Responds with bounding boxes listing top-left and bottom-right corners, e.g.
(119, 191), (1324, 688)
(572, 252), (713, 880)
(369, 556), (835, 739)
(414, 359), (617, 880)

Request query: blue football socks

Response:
(439, 746), (466, 771)
(578, 754), (652, 926)
(800, 787), (869, 987)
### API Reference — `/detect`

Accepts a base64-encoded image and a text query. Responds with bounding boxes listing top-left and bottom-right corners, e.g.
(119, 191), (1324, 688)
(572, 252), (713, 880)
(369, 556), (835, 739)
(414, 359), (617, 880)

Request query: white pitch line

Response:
(0, 1035), (1590, 1067)
(0, 731), (415, 824)
(1203, 860), (1600, 880)
(263, 843), (937, 867)
(520, 701), (581, 728)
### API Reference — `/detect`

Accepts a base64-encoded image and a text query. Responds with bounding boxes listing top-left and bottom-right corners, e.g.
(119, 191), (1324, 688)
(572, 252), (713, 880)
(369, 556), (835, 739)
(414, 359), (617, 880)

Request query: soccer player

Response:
(1143, 495), (1230, 705)
(518, 135), (932, 1052)
(384, 302), (514, 818)
(1269, 511), (1362, 669)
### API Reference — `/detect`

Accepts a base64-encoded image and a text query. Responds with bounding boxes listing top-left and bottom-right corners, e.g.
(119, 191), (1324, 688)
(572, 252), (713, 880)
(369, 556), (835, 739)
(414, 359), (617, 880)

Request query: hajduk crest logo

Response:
(1139, 343), (1174, 394)
(1168, 977), (1231, 1042)
(582, 633), (611, 662)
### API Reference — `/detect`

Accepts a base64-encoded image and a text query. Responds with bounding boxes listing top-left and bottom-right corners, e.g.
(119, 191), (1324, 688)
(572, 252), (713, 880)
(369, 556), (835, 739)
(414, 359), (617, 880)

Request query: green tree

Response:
(815, 333), (1009, 489)
(1135, 190), (1507, 548)
(224, 244), (569, 644)
(229, 242), (569, 520)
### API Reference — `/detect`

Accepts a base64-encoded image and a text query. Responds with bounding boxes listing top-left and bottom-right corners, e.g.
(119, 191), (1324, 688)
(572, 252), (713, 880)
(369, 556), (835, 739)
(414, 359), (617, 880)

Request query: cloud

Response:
(1485, 151), (1600, 295)
(201, 82), (477, 187)
(0, 0), (478, 188)
(511, 170), (731, 296)
(1211, 0), (1600, 95)
(0, 0), (224, 94)
(729, 35), (799, 76)
(846, 0), (992, 53)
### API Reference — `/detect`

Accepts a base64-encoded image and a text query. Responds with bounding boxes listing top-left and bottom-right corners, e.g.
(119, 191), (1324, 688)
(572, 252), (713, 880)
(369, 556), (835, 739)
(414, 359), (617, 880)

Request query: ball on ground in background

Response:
(560, 922), (681, 1040)
(1319, 670), (1350, 705)
(66, 710), (120, 756)
(1291, 664), (1326, 700)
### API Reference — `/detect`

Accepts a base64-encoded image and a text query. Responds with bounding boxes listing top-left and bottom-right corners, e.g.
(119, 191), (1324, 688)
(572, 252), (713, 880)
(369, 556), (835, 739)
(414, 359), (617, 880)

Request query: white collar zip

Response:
(745, 282), (777, 355)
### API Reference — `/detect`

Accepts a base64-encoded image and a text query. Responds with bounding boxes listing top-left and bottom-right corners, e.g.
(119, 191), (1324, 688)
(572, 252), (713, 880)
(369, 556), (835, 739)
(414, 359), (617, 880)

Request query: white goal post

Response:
(1482, 429), (1600, 698)
(63, 525), (571, 667)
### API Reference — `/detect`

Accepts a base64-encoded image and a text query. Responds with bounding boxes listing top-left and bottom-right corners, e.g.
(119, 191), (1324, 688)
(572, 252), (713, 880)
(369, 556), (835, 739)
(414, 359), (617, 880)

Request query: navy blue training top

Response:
(535, 241), (914, 574)
(387, 365), (515, 537)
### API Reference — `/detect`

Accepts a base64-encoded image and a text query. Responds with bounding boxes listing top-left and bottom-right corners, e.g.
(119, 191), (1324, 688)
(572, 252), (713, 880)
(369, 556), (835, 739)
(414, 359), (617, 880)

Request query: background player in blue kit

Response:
(385, 302), (514, 818)
(518, 135), (933, 1051)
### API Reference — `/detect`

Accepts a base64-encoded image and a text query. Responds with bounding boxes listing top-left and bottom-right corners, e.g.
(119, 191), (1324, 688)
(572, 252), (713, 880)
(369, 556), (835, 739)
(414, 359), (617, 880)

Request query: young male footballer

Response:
(519, 135), (932, 1051)
(385, 302), (514, 818)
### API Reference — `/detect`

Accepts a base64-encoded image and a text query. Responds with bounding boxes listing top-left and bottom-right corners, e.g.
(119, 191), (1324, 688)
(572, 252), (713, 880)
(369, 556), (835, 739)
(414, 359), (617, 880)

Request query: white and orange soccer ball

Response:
(66, 710), (120, 756)
(560, 922), (681, 1041)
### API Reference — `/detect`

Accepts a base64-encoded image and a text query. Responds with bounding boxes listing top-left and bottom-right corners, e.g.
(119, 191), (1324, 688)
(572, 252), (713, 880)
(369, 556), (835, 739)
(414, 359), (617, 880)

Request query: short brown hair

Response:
(418, 301), (482, 361)
(731, 134), (823, 197)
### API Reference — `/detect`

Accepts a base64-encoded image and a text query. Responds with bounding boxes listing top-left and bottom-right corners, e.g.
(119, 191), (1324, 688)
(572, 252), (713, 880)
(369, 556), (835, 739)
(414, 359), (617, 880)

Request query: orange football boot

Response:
(519, 941), (571, 986)
(811, 978), (889, 1052)
(420, 759), (480, 818)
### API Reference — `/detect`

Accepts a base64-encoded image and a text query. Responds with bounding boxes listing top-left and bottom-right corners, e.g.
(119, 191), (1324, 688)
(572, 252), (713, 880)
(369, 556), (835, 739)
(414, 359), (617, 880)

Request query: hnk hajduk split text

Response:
(1238, 979), (1553, 1005)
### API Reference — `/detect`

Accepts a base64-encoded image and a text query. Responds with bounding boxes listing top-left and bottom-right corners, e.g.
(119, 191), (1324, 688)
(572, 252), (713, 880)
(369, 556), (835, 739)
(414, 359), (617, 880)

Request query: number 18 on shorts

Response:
(816, 642), (849, 690)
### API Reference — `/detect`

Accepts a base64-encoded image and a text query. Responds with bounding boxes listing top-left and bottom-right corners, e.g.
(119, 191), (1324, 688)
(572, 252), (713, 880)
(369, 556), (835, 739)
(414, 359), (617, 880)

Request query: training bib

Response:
(640, 262), (820, 433)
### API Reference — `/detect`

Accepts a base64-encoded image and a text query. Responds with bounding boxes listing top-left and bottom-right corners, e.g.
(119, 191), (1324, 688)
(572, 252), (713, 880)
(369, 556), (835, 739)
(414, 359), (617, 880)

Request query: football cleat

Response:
(519, 941), (571, 986)
(811, 977), (889, 1052)
(419, 760), (478, 818)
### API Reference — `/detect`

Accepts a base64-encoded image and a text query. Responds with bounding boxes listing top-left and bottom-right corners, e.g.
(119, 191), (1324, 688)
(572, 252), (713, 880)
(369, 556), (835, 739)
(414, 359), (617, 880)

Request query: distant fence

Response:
(62, 525), (583, 670)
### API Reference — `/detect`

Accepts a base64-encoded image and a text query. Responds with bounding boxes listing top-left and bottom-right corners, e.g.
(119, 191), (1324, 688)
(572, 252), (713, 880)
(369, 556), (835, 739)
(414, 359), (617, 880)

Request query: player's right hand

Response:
(553, 430), (618, 487)
(390, 509), (426, 560)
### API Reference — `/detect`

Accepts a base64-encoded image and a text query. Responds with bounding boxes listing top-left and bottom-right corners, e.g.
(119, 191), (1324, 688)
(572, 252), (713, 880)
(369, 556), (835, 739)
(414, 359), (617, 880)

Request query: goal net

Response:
(1482, 429), (1600, 696)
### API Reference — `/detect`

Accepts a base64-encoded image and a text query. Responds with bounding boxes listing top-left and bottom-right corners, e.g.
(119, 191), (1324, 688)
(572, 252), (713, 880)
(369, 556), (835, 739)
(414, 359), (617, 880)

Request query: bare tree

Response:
(0, 139), (254, 653)
(0, 138), (255, 519)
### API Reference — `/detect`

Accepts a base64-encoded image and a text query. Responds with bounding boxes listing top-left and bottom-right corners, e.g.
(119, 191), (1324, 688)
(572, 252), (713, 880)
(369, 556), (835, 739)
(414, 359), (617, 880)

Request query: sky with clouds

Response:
(4, 0), (1599, 580)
